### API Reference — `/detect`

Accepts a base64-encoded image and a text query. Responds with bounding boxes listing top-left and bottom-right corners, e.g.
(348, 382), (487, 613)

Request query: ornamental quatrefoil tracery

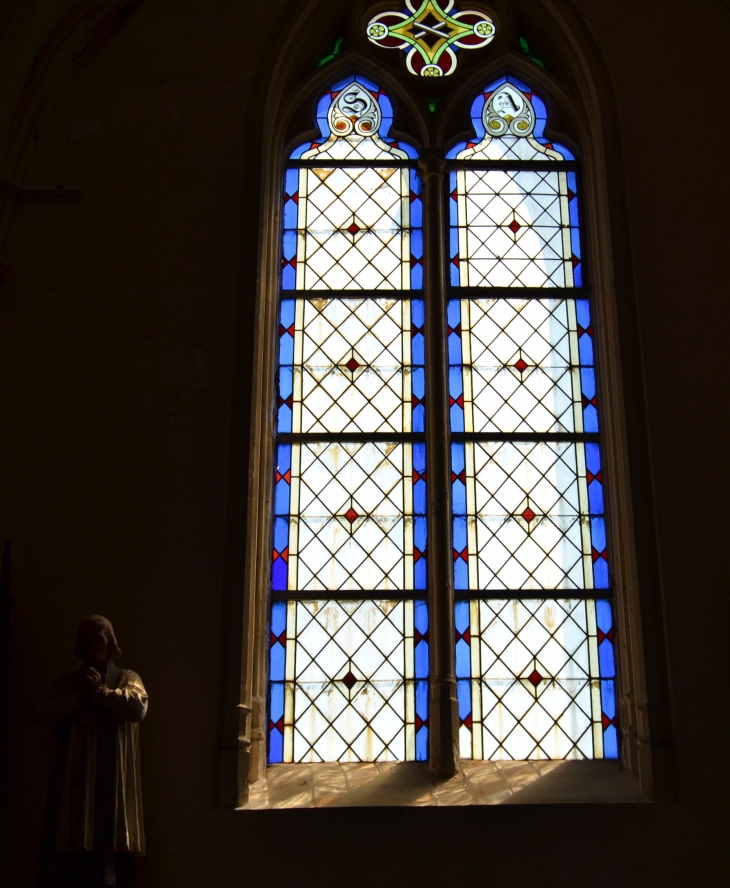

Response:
(367, 0), (496, 76)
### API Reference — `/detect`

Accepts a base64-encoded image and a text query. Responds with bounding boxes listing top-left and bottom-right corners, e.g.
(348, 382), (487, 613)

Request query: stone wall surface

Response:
(0, 1), (727, 884)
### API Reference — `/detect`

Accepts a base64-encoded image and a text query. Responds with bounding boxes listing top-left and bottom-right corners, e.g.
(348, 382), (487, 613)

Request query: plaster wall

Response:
(0, 1), (727, 884)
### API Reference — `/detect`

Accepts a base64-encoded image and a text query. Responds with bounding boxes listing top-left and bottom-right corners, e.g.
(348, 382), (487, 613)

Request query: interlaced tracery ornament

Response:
(366, 0), (496, 76)
(329, 83), (381, 136)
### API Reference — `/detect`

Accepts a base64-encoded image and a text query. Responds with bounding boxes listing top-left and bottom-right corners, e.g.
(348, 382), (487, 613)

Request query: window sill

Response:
(241, 759), (648, 809)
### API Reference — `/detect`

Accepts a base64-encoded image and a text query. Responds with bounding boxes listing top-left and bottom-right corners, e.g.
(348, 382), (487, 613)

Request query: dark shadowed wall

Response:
(1, 1), (727, 885)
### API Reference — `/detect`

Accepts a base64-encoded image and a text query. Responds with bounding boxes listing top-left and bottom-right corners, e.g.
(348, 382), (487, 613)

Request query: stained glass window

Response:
(448, 77), (616, 761)
(270, 76), (428, 763)
(267, 72), (618, 771)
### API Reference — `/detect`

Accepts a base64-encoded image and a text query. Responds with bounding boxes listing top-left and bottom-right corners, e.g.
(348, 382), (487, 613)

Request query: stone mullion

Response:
(418, 150), (459, 778)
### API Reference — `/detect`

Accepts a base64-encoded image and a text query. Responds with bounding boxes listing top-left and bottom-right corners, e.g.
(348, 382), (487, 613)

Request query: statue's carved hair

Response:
(73, 615), (122, 659)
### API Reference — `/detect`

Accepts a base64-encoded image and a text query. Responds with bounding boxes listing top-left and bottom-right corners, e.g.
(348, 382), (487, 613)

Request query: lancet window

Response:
(266, 73), (617, 767)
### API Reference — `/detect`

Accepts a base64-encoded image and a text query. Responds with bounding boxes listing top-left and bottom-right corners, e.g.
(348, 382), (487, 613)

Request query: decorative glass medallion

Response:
(367, 1), (496, 76)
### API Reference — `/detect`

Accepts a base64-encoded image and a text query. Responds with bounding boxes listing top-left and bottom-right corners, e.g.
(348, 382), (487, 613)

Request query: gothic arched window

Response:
(265, 71), (617, 768)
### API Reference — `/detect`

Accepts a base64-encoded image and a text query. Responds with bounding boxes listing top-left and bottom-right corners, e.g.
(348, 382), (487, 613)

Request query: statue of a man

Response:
(34, 616), (148, 887)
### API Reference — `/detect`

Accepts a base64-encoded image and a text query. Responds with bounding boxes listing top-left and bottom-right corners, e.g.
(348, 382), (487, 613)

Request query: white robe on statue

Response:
(34, 661), (147, 856)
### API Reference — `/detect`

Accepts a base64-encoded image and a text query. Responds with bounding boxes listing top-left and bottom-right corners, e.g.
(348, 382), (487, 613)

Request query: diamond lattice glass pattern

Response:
(457, 298), (584, 434)
(455, 599), (617, 760)
(268, 599), (429, 763)
(453, 168), (578, 288)
(295, 166), (411, 290)
(457, 441), (596, 590)
(280, 298), (413, 435)
(285, 441), (427, 593)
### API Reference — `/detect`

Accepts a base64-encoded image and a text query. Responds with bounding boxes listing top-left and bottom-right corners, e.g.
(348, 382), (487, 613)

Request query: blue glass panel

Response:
(568, 172), (580, 227)
(414, 517), (427, 588)
(280, 298), (295, 328)
(283, 196), (298, 230)
(594, 558), (609, 589)
(271, 599), (287, 635)
(596, 600), (612, 633)
(269, 644), (285, 684)
(281, 264), (296, 290)
(450, 227), (459, 263)
(599, 639), (615, 678)
(412, 300), (425, 365)
(450, 259), (460, 286)
(416, 726), (428, 761)
(273, 517), (289, 553)
(414, 599), (428, 636)
(454, 599), (469, 633)
(581, 367), (598, 433)
(282, 230), (297, 259)
(415, 640), (429, 679)
(415, 679), (428, 719)
(271, 559), (287, 591)
(268, 727), (283, 764)
(603, 724), (618, 759)
(451, 443), (466, 516)
(277, 370), (292, 433)
(457, 678), (472, 720)
(279, 325), (294, 366)
(573, 254), (583, 287)
(412, 367), (425, 433)
(455, 639), (471, 679)
(588, 479), (604, 515)
(576, 299), (594, 365)
(453, 517), (468, 589)
(270, 679), (284, 719)
(449, 366), (464, 432)
(601, 677), (616, 720)
(410, 196), (423, 231)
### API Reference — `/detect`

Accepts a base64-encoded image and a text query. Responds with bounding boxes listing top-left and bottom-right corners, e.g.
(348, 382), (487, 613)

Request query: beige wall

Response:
(0, 0), (726, 884)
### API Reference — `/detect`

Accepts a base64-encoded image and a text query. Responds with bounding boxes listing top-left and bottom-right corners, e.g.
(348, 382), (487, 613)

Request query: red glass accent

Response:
(272, 547), (289, 563)
(275, 469), (292, 484)
(415, 714), (428, 731)
(459, 713), (473, 729)
(451, 188), (458, 201)
(514, 358), (528, 373)
(412, 395), (423, 407)
(456, 628), (471, 644)
(508, 219), (521, 234)
(448, 324), (461, 336)
(347, 223), (361, 235)
(451, 469), (466, 484)
(344, 508), (359, 525)
(451, 255), (460, 266)
(410, 190), (421, 203)
(410, 256), (423, 267)
(522, 507), (536, 523)
(577, 324), (592, 338)
(449, 394), (464, 408)
(582, 394), (598, 409)
(285, 192), (299, 205)
(571, 254), (580, 268)
(279, 323), (295, 337)
(568, 188), (576, 202)
(528, 669), (543, 687)
(341, 671), (357, 690)
(277, 394), (294, 408)
(413, 469), (427, 483)
(591, 547), (608, 563)
(586, 469), (602, 485)
(414, 628), (429, 644)
(452, 548), (468, 563)
(269, 717), (284, 733)
(346, 357), (360, 372)
(270, 630), (286, 647)
(411, 324), (424, 337)
(597, 628), (614, 645)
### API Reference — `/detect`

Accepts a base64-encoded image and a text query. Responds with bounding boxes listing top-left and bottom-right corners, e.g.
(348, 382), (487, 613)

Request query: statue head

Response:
(73, 615), (122, 664)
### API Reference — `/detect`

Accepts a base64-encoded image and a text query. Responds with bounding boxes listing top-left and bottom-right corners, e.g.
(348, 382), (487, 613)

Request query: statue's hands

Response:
(79, 667), (101, 701)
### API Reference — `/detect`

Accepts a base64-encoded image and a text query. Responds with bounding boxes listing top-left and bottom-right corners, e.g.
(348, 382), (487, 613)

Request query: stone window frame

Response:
(218, 0), (673, 808)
